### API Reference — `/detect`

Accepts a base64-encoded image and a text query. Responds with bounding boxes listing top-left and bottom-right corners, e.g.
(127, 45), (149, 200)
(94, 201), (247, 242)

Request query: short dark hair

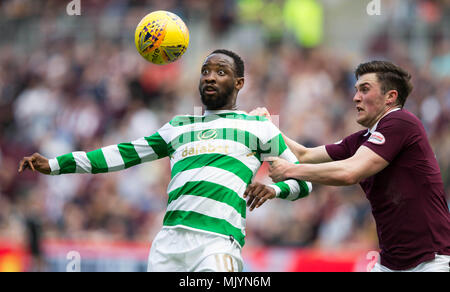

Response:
(355, 61), (413, 107)
(210, 49), (244, 78)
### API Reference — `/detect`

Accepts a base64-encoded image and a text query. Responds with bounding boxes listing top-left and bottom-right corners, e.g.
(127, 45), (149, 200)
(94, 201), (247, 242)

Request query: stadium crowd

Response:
(0, 0), (449, 269)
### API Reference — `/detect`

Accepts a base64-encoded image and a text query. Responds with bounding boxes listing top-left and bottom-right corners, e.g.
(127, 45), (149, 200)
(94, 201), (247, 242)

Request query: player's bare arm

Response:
(18, 153), (51, 175)
(249, 107), (332, 164)
(282, 138), (331, 164)
(268, 146), (389, 186)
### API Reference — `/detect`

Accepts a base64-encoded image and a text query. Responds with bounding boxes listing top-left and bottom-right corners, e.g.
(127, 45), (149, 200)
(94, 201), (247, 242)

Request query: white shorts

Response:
(371, 254), (450, 272)
(147, 227), (243, 272)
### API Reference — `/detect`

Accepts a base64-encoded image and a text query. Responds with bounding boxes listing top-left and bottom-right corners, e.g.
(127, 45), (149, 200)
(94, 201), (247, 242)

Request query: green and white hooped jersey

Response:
(49, 110), (312, 247)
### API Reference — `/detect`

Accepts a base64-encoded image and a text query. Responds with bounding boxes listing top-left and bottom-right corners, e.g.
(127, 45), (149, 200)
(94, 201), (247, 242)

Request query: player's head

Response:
(353, 61), (413, 128)
(199, 49), (245, 110)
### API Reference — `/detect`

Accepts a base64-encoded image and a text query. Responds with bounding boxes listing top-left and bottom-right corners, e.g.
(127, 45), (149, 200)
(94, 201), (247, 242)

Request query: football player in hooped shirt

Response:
(18, 49), (312, 272)
(247, 61), (450, 272)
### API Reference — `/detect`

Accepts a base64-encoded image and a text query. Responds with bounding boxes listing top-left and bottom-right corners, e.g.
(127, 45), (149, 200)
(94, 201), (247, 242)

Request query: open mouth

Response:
(356, 106), (364, 113)
(203, 85), (218, 94)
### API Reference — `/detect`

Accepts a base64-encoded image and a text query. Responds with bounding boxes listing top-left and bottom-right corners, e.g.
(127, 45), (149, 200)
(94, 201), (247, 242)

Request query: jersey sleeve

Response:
(362, 117), (416, 163)
(260, 122), (313, 201)
(48, 123), (171, 175)
(325, 131), (364, 161)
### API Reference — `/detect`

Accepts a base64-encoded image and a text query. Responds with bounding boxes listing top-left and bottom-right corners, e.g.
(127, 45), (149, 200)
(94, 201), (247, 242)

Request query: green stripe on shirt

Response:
(168, 181), (246, 219)
(57, 153), (76, 174)
(275, 181), (291, 199)
(294, 162), (310, 200)
(145, 132), (169, 159)
(171, 153), (254, 184)
(297, 180), (310, 199)
(86, 149), (108, 173)
(118, 143), (141, 168)
(163, 210), (245, 247)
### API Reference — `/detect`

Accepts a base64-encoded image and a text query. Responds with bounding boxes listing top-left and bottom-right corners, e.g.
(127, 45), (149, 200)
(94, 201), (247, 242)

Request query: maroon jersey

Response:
(326, 108), (450, 270)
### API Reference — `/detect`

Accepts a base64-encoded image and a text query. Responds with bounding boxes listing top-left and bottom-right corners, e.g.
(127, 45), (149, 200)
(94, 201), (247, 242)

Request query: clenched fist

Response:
(266, 157), (293, 183)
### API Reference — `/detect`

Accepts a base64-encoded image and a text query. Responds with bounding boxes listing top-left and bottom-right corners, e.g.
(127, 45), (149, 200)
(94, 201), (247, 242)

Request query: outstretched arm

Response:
(18, 132), (169, 176)
(268, 146), (389, 186)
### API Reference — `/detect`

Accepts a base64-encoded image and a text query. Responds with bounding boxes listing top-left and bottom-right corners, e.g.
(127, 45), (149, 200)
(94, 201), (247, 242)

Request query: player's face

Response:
(199, 54), (240, 110)
(353, 73), (390, 128)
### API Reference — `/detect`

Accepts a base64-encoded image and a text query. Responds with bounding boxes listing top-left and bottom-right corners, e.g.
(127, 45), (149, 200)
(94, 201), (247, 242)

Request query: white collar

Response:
(204, 109), (247, 116)
(364, 107), (401, 136)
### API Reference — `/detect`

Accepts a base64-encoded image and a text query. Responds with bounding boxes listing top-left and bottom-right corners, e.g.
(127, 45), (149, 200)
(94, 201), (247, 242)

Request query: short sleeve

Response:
(325, 131), (365, 161)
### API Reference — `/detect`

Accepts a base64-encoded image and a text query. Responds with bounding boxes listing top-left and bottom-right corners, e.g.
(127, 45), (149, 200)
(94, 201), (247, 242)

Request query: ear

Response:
(385, 89), (398, 106)
(235, 77), (244, 91)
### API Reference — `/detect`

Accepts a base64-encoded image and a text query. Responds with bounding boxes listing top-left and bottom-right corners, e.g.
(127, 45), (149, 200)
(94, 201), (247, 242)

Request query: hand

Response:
(18, 153), (51, 175)
(266, 157), (293, 183)
(249, 107), (272, 121)
(243, 182), (276, 211)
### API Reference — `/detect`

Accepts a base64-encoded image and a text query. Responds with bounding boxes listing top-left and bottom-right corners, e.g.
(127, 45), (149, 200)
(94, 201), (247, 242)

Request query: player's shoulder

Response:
(388, 108), (420, 122)
(168, 115), (205, 127)
(223, 112), (277, 140)
(379, 109), (422, 129)
(220, 112), (270, 122)
(242, 113), (269, 122)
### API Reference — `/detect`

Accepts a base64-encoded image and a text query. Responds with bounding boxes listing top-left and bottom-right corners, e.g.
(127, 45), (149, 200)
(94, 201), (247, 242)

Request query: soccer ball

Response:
(135, 10), (189, 65)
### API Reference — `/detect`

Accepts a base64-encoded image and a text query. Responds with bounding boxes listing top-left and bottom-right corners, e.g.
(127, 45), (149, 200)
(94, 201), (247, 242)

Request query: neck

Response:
(206, 104), (237, 111)
(206, 95), (237, 111)
(367, 106), (400, 129)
